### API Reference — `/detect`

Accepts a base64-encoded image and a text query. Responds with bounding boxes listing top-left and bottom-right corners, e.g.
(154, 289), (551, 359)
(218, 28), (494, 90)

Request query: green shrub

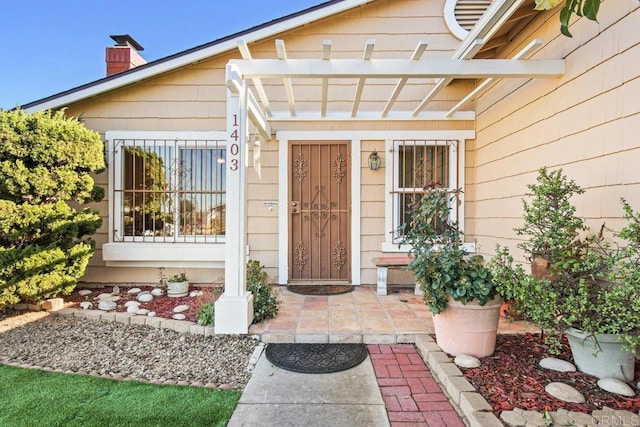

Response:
(399, 188), (498, 314)
(197, 303), (215, 326)
(246, 260), (279, 323)
(0, 110), (104, 306)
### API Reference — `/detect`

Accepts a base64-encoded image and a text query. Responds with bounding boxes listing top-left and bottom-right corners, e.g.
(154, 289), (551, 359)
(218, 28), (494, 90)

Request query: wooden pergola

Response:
(214, 36), (565, 334)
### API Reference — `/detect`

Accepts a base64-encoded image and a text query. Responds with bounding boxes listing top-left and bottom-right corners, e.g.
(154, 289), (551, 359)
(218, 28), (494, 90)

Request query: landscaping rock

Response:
(172, 314), (186, 320)
(79, 301), (93, 310)
(539, 357), (576, 372)
(136, 309), (149, 316)
(189, 290), (203, 297)
(97, 301), (117, 311)
(545, 382), (585, 403)
(500, 410), (526, 426)
(454, 354), (481, 368)
(151, 288), (164, 297)
(112, 286), (120, 295)
(97, 293), (112, 300)
(173, 305), (190, 313)
(147, 311), (156, 317)
(597, 378), (636, 397)
(137, 293), (153, 303)
(126, 305), (139, 314)
(77, 290), (92, 297)
(127, 288), (142, 294)
(124, 301), (140, 308)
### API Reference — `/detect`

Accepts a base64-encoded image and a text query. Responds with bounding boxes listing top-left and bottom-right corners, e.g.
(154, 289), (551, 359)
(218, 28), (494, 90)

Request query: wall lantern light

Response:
(368, 150), (381, 171)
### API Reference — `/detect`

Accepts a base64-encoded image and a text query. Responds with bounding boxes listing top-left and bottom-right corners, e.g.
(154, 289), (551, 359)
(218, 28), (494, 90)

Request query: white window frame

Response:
(382, 131), (474, 253)
(103, 131), (227, 268)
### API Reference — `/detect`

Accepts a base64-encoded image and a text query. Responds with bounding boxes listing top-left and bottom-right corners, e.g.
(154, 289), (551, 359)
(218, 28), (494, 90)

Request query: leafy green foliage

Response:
(246, 259), (280, 323)
(197, 302), (215, 326)
(0, 109), (104, 306)
(559, 0), (601, 37)
(491, 168), (640, 355)
(400, 188), (498, 314)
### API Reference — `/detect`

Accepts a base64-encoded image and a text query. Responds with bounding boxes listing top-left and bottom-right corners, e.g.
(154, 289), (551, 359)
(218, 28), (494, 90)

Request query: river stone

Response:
(597, 378), (636, 397)
(97, 293), (112, 299)
(126, 305), (139, 314)
(189, 290), (203, 297)
(172, 313), (186, 320)
(97, 300), (117, 311)
(124, 301), (140, 308)
(79, 301), (93, 310)
(545, 382), (585, 403)
(151, 288), (164, 297)
(78, 290), (92, 297)
(112, 286), (120, 295)
(137, 293), (153, 302)
(127, 287), (142, 294)
(173, 305), (190, 313)
(147, 311), (156, 317)
(539, 357), (576, 372)
(136, 309), (150, 315)
(454, 354), (481, 368)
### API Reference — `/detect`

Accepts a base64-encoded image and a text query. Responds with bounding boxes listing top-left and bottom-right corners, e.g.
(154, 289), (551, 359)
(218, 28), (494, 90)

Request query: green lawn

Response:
(0, 365), (241, 427)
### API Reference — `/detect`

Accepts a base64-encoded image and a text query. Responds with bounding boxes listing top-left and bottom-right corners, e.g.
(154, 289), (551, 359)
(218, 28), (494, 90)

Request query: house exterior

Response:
(22, 0), (640, 333)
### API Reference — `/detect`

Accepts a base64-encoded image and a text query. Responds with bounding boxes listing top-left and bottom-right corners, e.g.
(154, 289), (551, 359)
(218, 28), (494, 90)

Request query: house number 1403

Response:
(229, 114), (239, 171)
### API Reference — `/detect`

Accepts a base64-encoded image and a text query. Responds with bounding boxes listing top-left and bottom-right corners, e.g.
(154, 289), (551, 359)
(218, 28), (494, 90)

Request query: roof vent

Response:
(444, 0), (493, 40)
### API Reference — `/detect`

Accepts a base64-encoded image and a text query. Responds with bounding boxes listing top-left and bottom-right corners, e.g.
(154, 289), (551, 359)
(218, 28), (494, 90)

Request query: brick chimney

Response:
(106, 35), (147, 76)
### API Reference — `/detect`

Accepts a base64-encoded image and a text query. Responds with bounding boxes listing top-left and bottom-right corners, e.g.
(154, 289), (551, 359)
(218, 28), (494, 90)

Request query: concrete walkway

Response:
(228, 348), (390, 427)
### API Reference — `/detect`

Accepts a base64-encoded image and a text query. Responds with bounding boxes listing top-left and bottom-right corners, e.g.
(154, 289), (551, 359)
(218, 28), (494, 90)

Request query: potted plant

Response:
(491, 168), (640, 380)
(165, 272), (189, 298)
(400, 187), (502, 358)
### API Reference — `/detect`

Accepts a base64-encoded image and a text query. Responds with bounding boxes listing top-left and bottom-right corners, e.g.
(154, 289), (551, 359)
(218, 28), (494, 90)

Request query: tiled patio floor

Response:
(249, 285), (538, 343)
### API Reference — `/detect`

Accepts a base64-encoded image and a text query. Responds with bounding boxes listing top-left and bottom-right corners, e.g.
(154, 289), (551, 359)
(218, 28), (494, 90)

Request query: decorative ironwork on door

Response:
(290, 142), (350, 281)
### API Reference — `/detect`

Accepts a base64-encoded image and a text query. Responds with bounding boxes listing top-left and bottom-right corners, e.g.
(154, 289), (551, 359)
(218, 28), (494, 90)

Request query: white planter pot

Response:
(565, 327), (635, 381)
(167, 281), (189, 298)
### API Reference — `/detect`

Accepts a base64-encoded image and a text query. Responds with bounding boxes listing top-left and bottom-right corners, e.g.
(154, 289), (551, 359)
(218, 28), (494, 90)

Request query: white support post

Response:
(215, 65), (254, 334)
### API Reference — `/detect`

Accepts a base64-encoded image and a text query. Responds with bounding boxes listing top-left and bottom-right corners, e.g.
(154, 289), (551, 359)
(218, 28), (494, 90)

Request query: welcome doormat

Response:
(265, 343), (368, 374)
(286, 284), (354, 296)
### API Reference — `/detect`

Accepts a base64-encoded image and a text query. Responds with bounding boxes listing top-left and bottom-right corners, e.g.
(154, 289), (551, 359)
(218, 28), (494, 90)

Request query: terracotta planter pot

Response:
(530, 256), (552, 280)
(433, 296), (502, 358)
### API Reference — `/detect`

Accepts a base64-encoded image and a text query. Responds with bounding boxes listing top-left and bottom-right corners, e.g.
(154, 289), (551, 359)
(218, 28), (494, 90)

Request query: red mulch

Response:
(455, 333), (640, 417)
(66, 285), (221, 324)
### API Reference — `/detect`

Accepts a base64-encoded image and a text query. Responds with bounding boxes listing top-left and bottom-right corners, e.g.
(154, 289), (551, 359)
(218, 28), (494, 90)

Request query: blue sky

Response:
(0, 0), (323, 110)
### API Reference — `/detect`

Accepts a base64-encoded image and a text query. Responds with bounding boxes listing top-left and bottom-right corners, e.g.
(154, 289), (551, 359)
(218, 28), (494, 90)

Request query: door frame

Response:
(278, 132), (361, 285)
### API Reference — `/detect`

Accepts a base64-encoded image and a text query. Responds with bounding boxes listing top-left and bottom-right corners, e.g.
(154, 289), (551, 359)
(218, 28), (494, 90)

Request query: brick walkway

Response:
(368, 344), (465, 427)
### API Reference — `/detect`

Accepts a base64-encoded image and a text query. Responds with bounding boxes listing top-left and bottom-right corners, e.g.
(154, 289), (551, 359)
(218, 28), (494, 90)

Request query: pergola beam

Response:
(275, 40), (296, 117)
(382, 39), (428, 118)
(321, 40), (331, 117)
(229, 58), (564, 79)
(237, 40), (272, 117)
(351, 39), (375, 117)
(446, 38), (544, 117)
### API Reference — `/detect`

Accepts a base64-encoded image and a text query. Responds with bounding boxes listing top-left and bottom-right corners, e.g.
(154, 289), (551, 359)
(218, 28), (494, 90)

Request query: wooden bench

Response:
(373, 256), (418, 296)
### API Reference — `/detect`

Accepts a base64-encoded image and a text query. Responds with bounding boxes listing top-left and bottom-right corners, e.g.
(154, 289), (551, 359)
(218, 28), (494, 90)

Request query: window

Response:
(111, 135), (226, 243)
(383, 139), (461, 252)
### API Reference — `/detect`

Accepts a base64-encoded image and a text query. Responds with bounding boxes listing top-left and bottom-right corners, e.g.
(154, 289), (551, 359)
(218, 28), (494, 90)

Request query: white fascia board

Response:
(23, 0), (375, 113)
(105, 130), (226, 140)
(276, 130), (475, 141)
(269, 110), (476, 121)
(231, 58), (564, 79)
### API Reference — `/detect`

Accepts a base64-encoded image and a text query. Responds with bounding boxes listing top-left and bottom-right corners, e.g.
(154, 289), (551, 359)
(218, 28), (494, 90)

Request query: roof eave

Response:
(21, 0), (374, 113)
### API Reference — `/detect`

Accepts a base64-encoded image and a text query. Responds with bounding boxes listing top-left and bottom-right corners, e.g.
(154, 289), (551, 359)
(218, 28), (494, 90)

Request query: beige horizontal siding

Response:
(469, 2), (640, 262)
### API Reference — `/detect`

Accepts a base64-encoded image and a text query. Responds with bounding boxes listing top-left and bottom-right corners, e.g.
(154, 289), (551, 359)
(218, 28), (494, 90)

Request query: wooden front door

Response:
(289, 141), (350, 281)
